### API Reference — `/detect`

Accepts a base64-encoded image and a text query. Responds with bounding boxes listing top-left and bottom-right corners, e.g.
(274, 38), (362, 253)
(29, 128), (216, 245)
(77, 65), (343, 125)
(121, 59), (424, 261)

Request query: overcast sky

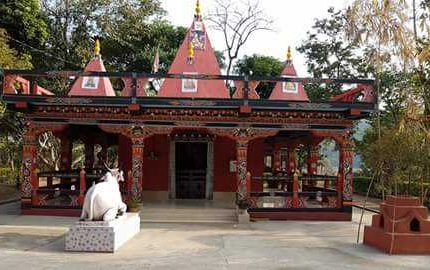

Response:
(161, 0), (351, 75)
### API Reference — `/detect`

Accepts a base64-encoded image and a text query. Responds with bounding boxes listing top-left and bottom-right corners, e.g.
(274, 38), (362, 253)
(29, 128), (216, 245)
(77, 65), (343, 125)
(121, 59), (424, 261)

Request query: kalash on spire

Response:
(157, 0), (229, 98)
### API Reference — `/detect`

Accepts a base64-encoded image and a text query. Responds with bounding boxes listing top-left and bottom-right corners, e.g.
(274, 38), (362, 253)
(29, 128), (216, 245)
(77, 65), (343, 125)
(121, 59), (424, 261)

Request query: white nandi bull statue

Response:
(80, 167), (127, 221)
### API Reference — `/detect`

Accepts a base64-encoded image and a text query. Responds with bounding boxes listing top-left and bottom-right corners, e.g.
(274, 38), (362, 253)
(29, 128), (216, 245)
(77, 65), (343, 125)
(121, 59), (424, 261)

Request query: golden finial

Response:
(195, 0), (201, 17)
(94, 38), (101, 56)
(286, 46), (292, 62)
(188, 42), (195, 64)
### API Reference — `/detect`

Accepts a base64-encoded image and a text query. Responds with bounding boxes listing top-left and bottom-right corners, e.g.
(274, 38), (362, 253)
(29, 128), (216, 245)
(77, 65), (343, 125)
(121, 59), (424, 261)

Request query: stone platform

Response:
(65, 213), (140, 253)
(363, 196), (430, 254)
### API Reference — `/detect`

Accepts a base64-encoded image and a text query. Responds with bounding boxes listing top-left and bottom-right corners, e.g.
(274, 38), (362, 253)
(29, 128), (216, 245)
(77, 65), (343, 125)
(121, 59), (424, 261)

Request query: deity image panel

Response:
(82, 76), (100, 89)
(182, 73), (198, 92)
(282, 81), (298, 93)
(193, 21), (204, 32)
(189, 31), (206, 50)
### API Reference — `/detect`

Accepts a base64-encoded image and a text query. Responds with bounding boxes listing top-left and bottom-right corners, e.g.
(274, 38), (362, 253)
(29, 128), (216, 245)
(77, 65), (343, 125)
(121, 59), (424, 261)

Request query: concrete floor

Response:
(0, 202), (429, 270)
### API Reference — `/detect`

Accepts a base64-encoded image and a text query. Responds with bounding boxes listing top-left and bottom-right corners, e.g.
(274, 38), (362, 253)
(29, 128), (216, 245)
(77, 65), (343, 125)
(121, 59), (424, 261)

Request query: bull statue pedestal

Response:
(65, 168), (140, 253)
(65, 213), (140, 253)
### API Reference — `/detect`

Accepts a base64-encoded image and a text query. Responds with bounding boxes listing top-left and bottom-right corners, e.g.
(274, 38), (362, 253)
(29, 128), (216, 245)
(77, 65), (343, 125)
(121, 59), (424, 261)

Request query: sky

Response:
(161, 0), (351, 75)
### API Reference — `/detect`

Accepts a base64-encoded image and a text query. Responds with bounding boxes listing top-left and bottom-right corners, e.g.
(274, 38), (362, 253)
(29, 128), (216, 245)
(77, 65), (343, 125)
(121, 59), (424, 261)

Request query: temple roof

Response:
(269, 47), (309, 102)
(68, 39), (116, 97)
(157, 1), (229, 98)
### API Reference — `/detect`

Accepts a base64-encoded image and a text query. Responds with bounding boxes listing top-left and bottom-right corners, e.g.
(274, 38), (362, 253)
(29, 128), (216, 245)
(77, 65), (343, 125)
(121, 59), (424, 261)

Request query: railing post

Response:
(292, 171), (299, 208)
(78, 168), (86, 206)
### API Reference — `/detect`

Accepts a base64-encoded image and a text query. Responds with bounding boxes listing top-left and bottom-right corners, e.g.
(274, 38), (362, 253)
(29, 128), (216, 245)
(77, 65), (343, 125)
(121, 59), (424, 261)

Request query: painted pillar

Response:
(21, 130), (37, 208)
(78, 168), (86, 206)
(339, 140), (354, 207)
(131, 137), (145, 202)
(292, 171), (300, 208)
(236, 140), (249, 206)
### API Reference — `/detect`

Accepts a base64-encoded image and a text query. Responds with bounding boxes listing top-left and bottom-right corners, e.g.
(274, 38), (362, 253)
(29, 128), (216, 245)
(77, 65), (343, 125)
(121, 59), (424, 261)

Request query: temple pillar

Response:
(20, 130), (38, 207)
(131, 137), (145, 202)
(338, 140), (354, 207)
(236, 140), (250, 207)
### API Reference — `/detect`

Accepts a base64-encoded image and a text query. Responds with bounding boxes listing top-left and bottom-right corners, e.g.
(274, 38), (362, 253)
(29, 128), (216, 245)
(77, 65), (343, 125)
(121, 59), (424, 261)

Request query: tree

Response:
(0, 0), (49, 60)
(207, 0), (273, 76)
(36, 1), (183, 95)
(234, 54), (283, 99)
(102, 20), (187, 72)
(0, 28), (32, 179)
(0, 29), (32, 69)
(297, 7), (370, 102)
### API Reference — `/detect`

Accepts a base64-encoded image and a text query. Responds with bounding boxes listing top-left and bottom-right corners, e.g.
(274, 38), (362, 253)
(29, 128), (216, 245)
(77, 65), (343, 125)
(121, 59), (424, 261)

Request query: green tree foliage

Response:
(0, 29), (32, 69)
(0, 0), (49, 58)
(102, 21), (186, 72)
(358, 109), (430, 203)
(297, 7), (369, 101)
(0, 28), (33, 178)
(234, 54), (283, 99)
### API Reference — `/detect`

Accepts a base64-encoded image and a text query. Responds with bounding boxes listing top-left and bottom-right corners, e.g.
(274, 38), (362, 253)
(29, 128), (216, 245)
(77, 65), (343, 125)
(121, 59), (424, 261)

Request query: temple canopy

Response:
(157, 0), (229, 98)
(68, 39), (116, 97)
(269, 47), (309, 102)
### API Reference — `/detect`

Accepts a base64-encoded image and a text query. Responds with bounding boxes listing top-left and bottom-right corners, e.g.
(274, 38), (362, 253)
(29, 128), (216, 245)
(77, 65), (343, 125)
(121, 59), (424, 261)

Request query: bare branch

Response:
(207, 0), (274, 76)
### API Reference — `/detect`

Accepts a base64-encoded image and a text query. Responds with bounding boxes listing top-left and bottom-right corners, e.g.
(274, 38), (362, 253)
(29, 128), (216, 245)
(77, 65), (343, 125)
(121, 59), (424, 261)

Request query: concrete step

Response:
(139, 207), (237, 224)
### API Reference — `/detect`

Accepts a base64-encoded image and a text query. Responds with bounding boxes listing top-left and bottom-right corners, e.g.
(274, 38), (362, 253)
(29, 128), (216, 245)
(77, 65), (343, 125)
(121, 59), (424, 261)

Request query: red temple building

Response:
(0, 1), (376, 221)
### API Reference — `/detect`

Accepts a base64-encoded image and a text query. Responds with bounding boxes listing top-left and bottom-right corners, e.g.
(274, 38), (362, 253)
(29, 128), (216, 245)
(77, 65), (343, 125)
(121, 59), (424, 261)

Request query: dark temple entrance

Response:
(175, 142), (208, 199)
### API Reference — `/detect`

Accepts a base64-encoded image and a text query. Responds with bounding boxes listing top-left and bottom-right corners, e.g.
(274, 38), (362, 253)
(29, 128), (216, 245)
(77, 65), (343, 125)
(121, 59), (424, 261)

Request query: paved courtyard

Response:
(0, 202), (429, 270)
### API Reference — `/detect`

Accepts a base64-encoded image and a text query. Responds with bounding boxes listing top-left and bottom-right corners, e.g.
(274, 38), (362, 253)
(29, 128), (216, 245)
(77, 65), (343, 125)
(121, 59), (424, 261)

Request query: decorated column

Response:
(20, 128), (38, 207)
(131, 136), (145, 202)
(236, 139), (250, 207)
(339, 140), (354, 207)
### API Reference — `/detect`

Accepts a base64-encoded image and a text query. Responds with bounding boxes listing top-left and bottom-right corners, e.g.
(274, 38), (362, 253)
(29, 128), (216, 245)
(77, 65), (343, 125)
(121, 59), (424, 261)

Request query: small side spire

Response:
(187, 42), (195, 64)
(286, 46), (292, 63)
(94, 37), (101, 57)
(195, 0), (201, 19)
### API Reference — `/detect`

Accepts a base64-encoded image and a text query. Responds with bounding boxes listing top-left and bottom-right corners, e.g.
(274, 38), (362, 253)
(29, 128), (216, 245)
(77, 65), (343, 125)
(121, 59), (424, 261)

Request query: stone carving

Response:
(80, 168), (127, 221)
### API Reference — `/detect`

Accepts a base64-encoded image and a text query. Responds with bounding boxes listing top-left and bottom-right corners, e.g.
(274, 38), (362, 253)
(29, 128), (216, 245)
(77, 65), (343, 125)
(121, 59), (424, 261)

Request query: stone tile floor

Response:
(0, 202), (429, 270)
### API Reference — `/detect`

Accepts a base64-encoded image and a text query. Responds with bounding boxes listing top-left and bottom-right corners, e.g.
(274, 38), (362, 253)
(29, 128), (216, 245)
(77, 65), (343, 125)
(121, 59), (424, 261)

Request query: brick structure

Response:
(363, 196), (430, 254)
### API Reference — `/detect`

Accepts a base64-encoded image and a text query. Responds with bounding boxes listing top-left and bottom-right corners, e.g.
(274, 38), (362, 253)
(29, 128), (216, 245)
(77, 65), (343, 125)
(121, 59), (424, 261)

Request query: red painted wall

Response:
(213, 136), (236, 192)
(138, 135), (266, 194)
(248, 138), (265, 192)
(142, 135), (170, 191)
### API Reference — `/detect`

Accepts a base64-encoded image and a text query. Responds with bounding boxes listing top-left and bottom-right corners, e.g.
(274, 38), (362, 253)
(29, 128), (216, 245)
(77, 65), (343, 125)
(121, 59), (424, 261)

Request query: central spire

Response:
(157, 0), (229, 98)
